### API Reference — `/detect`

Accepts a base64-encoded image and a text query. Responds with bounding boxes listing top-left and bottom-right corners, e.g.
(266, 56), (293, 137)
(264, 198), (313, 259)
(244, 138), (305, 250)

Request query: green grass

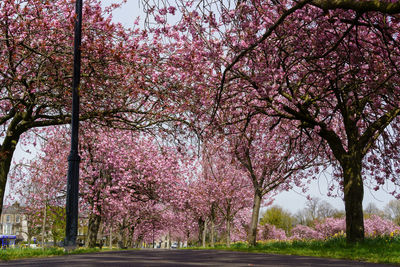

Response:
(0, 246), (115, 261)
(3, 238), (400, 264)
(188, 237), (400, 265)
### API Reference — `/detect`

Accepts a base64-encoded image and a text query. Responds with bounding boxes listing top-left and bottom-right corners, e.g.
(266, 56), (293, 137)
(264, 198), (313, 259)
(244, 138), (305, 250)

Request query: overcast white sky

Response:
(7, 0), (396, 214)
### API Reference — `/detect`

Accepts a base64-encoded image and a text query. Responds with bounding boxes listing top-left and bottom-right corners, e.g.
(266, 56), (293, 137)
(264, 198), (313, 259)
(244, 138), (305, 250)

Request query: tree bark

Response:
(118, 222), (127, 249)
(0, 135), (20, 216)
(248, 192), (262, 246)
(210, 218), (215, 248)
(168, 230), (172, 248)
(202, 219), (207, 248)
(226, 219), (231, 247)
(87, 212), (102, 248)
(342, 156), (364, 242)
(210, 202), (216, 247)
(126, 225), (134, 248)
(41, 203), (47, 249)
(109, 225), (113, 249)
(186, 229), (190, 247)
(198, 218), (204, 246)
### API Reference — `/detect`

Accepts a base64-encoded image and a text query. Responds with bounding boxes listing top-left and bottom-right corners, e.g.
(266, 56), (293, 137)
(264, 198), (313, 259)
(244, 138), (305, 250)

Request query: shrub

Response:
(364, 215), (400, 237)
(314, 218), (346, 239)
(258, 223), (287, 241)
(290, 224), (323, 240)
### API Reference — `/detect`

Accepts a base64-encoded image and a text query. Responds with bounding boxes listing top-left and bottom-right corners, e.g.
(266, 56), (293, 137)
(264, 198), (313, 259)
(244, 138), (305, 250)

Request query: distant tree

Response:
(305, 198), (320, 222)
(385, 200), (400, 225)
(316, 201), (338, 219)
(364, 203), (384, 219)
(259, 206), (294, 234)
(331, 210), (346, 219)
(46, 206), (66, 246)
(295, 198), (340, 226)
(294, 209), (313, 227)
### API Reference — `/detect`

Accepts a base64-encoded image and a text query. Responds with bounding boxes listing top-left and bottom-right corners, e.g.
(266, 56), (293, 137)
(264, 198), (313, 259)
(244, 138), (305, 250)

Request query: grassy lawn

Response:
(189, 237), (400, 265)
(0, 247), (110, 261)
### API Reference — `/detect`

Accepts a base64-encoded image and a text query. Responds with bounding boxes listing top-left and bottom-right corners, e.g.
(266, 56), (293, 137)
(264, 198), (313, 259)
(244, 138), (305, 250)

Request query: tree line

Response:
(1, 0), (400, 245)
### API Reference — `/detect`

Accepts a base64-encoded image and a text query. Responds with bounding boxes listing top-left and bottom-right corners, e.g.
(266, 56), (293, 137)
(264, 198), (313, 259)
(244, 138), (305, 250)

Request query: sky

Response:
(7, 0), (397, 215)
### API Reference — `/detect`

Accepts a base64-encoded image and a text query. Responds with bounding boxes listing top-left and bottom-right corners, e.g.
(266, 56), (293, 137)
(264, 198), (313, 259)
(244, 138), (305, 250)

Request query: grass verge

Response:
(0, 247), (119, 261)
(187, 237), (400, 265)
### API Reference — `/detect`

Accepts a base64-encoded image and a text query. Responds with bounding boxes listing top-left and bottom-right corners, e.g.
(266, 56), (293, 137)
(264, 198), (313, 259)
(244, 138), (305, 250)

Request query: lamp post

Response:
(65, 0), (83, 249)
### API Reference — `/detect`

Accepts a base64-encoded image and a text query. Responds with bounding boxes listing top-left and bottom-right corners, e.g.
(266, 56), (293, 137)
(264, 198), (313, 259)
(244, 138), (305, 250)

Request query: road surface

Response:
(0, 249), (396, 267)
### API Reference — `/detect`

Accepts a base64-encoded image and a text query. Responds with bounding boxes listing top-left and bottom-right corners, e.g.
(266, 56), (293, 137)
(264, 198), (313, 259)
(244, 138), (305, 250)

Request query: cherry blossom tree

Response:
(230, 117), (318, 245)
(219, 1), (400, 242)
(142, 2), (319, 246)
(10, 123), (190, 247)
(0, 0), (182, 216)
(202, 138), (253, 247)
(156, 0), (400, 243)
(9, 127), (68, 246)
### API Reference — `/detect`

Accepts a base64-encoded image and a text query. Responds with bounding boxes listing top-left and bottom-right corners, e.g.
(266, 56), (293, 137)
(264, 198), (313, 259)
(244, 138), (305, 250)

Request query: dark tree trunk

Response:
(87, 213), (102, 248)
(0, 136), (19, 216)
(248, 192), (262, 246)
(136, 234), (143, 248)
(225, 202), (231, 247)
(126, 225), (134, 248)
(342, 156), (364, 242)
(118, 225), (127, 249)
(197, 218), (205, 246)
(186, 229), (190, 247)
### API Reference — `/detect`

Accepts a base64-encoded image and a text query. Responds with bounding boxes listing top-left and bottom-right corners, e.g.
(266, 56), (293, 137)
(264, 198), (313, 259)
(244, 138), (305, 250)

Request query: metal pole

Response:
(65, 0), (83, 249)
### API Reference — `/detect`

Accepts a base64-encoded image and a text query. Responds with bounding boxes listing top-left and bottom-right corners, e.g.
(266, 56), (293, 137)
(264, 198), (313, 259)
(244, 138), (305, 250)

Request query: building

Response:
(0, 202), (28, 241)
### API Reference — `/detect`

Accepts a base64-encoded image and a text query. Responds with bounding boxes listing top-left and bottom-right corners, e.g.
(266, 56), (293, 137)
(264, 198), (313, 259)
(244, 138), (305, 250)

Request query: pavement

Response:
(0, 249), (396, 267)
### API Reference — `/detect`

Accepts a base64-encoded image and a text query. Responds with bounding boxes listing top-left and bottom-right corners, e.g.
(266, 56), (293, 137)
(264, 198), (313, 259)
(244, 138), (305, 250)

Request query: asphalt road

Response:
(0, 249), (396, 267)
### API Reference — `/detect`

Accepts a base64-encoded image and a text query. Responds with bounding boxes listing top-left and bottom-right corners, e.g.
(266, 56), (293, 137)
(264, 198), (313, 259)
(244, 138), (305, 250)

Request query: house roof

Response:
(1, 203), (25, 215)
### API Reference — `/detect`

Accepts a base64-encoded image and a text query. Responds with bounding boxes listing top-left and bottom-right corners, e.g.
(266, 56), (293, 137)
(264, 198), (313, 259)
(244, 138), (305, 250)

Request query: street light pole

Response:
(65, 0), (83, 248)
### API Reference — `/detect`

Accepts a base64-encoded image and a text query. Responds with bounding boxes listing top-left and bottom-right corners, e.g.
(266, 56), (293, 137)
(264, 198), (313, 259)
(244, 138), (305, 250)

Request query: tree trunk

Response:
(202, 219), (207, 248)
(226, 219), (231, 247)
(210, 202), (215, 247)
(118, 223), (126, 249)
(226, 202), (231, 247)
(136, 234), (143, 248)
(87, 213), (102, 248)
(41, 203), (47, 249)
(52, 230), (57, 247)
(248, 192), (262, 246)
(0, 133), (20, 216)
(343, 157), (364, 242)
(186, 229), (190, 247)
(198, 218), (204, 246)
(126, 225), (134, 248)
(210, 218), (215, 248)
(110, 225), (113, 249)
(168, 230), (172, 248)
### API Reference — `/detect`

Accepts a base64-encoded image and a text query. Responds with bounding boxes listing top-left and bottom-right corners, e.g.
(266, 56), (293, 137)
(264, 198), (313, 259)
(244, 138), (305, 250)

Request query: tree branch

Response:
(311, 0), (400, 14)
